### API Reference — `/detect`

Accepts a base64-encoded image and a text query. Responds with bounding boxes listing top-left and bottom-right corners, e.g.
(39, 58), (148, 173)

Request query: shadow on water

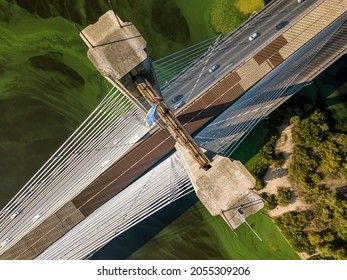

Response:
(90, 192), (198, 260)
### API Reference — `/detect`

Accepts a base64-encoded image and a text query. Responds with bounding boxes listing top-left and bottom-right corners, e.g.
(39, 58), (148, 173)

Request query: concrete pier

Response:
(175, 143), (263, 229)
(81, 11), (160, 112)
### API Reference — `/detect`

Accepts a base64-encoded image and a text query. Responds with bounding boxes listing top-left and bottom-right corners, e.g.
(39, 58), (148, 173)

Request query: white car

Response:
(1, 237), (12, 248)
(298, 0), (305, 3)
(32, 213), (43, 222)
(101, 159), (110, 167)
(173, 100), (185, 110)
(248, 32), (259, 41)
(10, 210), (21, 220)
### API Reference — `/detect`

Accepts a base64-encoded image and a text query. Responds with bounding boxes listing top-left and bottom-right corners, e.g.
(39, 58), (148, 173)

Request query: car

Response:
(248, 32), (259, 41)
(130, 134), (141, 143)
(276, 21), (289, 30)
(208, 64), (220, 73)
(10, 210), (22, 220)
(32, 213), (43, 222)
(1, 237), (12, 248)
(171, 94), (183, 103)
(101, 159), (110, 167)
(173, 100), (185, 110)
(298, 0), (305, 3)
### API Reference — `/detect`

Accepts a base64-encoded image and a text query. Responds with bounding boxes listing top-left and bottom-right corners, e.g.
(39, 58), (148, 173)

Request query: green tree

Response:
(308, 232), (322, 246)
(277, 187), (292, 206)
(272, 152), (285, 168)
(320, 139), (341, 177)
(261, 192), (277, 210)
(293, 110), (329, 148)
(210, 0), (247, 33)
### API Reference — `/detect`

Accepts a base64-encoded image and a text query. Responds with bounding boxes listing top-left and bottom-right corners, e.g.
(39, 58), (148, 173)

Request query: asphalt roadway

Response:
(162, 0), (321, 111)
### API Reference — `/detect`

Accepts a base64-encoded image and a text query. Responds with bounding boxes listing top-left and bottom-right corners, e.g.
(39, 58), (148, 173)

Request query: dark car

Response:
(171, 94), (183, 103)
(276, 21), (289, 30)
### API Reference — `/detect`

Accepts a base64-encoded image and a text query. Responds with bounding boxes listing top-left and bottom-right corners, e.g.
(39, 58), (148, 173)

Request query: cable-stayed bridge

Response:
(1, 0), (347, 259)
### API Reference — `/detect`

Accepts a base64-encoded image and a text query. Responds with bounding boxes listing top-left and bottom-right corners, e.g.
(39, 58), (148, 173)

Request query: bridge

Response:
(1, 0), (347, 259)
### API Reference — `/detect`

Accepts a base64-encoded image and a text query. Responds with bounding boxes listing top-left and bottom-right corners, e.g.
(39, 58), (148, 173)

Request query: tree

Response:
(277, 187), (292, 206)
(210, 0), (247, 33)
(272, 152), (285, 168)
(293, 110), (329, 148)
(261, 192), (277, 210)
(308, 232), (321, 246)
(320, 139), (341, 177)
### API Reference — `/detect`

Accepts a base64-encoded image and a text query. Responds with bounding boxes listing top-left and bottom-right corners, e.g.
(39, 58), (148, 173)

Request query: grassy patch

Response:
(235, 0), (265, 15)
(210, 0), (264, 33)
(129, 202), (299, 259)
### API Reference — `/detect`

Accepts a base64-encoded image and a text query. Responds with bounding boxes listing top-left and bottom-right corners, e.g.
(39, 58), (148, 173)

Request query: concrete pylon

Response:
(175, 143), (264, 229)
(80, 11), (160, 113)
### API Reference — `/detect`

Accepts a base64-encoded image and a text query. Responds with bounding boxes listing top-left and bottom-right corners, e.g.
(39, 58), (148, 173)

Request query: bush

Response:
(235, 0), (265, 14)
(261, 192), (278, 210)
(210, 0), (248, 33)
(272, 152), (285, 168)
(250, 135), (279, 190)
(276, 211), (316, 253)
(277, 187), (292, 206)
(293, 110), (329, 148)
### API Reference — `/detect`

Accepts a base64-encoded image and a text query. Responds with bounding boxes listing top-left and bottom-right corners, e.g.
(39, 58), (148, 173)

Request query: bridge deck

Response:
(0, 202), (85, 260)
(3, 0), (347, 259)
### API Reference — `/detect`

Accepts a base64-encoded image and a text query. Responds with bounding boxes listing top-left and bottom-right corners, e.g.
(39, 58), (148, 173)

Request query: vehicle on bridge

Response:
(1, 237), (12, 248)
(208, 64), (220, 73)
(276, 21), (289, 30)
(32, 213), (43, 222)
(101, 159), (110, 167)
(171, 94), (183, 103)
(248, 32), (260, 41)
(173, 100), (185, 110)
(10, 210), (22, 220)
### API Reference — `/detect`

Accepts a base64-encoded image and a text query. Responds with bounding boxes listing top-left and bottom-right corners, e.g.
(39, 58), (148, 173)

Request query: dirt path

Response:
(259, 124), (309, 217)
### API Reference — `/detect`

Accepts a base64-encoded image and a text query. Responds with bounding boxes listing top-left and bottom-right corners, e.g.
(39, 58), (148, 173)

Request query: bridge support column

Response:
(175, 143), (263, 229)
(80, 11), (160, 113)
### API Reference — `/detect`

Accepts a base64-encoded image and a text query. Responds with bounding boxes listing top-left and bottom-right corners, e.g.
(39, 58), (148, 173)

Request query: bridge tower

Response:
(80, 11), (264, 229)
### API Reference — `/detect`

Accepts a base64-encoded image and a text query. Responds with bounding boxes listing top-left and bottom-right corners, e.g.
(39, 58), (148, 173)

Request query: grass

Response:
(129, 202), (299, 259)
(235, 0), (265, 15)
